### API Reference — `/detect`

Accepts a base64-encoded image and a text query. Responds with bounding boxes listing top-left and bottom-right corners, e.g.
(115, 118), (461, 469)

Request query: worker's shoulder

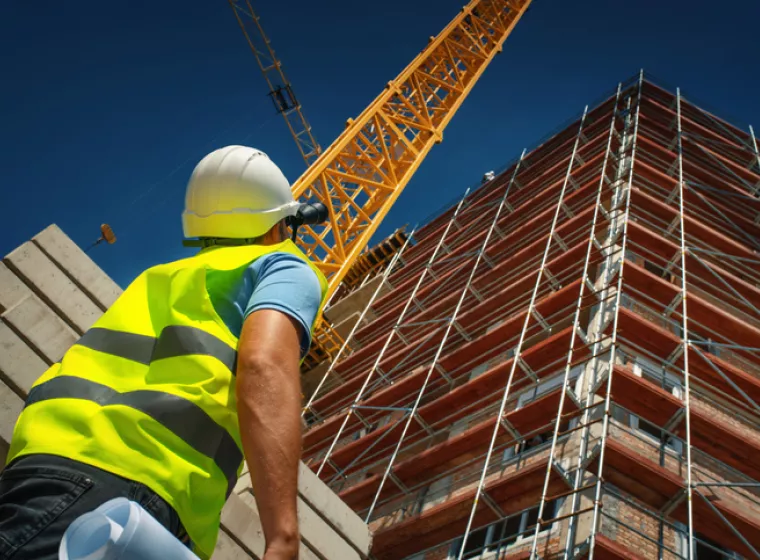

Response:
(253, 250), (321, 287)
(243, 251), (322, 321)
(255, 249), (311, 268)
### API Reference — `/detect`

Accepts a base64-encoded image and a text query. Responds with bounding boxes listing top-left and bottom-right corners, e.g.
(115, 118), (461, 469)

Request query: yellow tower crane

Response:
(229, 0), (533, 366)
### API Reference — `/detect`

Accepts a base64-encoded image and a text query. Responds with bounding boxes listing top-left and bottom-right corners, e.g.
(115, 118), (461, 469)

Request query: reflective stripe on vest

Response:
(26, 375), (242, 496)
(76, 326), (237, 373)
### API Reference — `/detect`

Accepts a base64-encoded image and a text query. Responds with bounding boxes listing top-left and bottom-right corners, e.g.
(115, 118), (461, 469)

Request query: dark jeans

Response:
(0, 454), (189, 559)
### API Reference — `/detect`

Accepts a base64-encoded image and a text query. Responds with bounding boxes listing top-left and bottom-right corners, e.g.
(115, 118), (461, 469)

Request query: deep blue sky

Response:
(1, 0), (758, 287)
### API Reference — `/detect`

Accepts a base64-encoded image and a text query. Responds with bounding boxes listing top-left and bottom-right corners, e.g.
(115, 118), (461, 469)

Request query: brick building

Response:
(302, 72), (760, 560)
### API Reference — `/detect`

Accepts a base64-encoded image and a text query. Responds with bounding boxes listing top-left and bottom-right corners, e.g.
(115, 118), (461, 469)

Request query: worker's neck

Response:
(259, 226), (287, 246)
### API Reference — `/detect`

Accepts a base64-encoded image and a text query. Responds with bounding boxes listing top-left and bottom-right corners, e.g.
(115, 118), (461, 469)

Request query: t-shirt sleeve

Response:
(243, 252), (322, 358)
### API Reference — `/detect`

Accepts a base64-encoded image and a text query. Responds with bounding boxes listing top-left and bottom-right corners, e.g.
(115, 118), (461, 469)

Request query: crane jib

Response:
(229, 0), (532, 366)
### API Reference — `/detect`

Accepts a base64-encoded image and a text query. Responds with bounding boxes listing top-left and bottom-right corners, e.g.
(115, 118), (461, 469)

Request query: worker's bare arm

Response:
(237, 308), (303, 560)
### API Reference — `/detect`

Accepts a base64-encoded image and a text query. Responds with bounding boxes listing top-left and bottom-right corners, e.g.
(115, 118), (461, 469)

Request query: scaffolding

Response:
(302, 72), (760, 560)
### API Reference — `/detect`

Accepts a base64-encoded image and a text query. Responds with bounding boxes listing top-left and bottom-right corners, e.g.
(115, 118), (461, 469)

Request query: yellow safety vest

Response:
(8, 239), (328, 559)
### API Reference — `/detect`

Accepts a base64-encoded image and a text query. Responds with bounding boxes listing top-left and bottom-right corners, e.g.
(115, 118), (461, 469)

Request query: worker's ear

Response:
(259, 221), (286, 245)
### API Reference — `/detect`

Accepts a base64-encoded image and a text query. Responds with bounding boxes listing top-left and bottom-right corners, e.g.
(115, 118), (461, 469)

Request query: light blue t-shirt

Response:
(205, 252), (322, 358)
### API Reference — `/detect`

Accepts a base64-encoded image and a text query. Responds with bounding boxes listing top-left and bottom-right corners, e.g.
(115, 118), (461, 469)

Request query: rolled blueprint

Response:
(59, 497), (199, 560)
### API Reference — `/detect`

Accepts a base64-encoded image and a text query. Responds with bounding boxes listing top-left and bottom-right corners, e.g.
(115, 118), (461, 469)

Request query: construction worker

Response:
(0, 146), (329, 560)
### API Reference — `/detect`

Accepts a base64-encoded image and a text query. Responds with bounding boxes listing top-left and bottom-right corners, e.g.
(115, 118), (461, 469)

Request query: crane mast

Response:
(228, 0), (321, 166)
(229, 0), (532, 366)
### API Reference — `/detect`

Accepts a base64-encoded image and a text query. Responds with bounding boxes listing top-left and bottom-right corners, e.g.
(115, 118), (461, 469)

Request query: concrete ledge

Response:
(0, 321), (48, 397)
(232, 462), (251, 495)
(0, 263), (32, 312)
(224, 463), (372, 559)
(33, 225), (122, 309)
(301, 361), (329, 402)
(220, 492), (267, 557)
(332, 311), (364, 346)
(296, 490), (360, 560)
(220, 491), (319, 560)
(213, 530), (253, 560)
(298, 462), (372, 555)
(2, 294), (78, 364)
(0, 380), (24, 466)
(233, 462), (372, 555)
(3, 242), (103, 334)
(323, 277), (391, 326)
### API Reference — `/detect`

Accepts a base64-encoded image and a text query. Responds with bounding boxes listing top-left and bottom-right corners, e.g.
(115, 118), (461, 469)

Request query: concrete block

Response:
(237, 491), (320, 560)
(323, 276), (391, 326)
(0, 321), (48, 397)
(296, 491), (360, 560)
(332, 312), (363, 347)
(300, 543), (320, 559)
(233, 473), (251, 496)
(33, 225), (122, 309)
(300, 544), (320, 560)
(221, 492), (318, 560)
(230, 463), (368, 557)
(0, 262), (31, 312)
(231, 462), (252, 495)
(221, 492), (266, 556)
(213, 530), (254, 560)
(2, 294), (78, 364)
(301, 361), (330, 402)
(0, 380), (24, 466)
(298, 462), (372, 555)
(3, 241), (103, 334)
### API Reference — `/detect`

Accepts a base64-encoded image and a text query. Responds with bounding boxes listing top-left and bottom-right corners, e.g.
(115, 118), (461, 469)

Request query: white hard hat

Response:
(182, 145), (300, 240)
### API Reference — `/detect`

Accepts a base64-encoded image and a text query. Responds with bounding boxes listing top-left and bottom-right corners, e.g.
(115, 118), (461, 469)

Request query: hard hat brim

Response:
(182, 200), (300, 240)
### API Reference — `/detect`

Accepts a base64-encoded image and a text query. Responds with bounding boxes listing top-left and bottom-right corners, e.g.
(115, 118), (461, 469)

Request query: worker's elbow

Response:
(238, 350), (279, 381)
(236, 351), (301, 417)
(236, 354), (274, 405)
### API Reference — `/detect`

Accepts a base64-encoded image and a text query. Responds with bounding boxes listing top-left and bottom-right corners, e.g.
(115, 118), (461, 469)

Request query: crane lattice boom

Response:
(232, 0), (531, 298)
(293, 0), (531, 298)
(230, 0), (531, 365)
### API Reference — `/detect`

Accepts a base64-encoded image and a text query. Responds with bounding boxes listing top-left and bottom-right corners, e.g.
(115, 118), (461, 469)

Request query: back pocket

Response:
(0, 464), (93, 557)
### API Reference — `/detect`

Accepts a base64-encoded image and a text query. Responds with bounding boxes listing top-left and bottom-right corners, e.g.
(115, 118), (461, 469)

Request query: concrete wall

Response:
(0, 225), (371, 559)
(0, 224), (121, 460)
(323, 276), (393, 343)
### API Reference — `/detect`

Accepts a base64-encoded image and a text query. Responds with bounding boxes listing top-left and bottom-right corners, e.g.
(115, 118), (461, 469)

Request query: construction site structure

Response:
(301, 73), (760, 560)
